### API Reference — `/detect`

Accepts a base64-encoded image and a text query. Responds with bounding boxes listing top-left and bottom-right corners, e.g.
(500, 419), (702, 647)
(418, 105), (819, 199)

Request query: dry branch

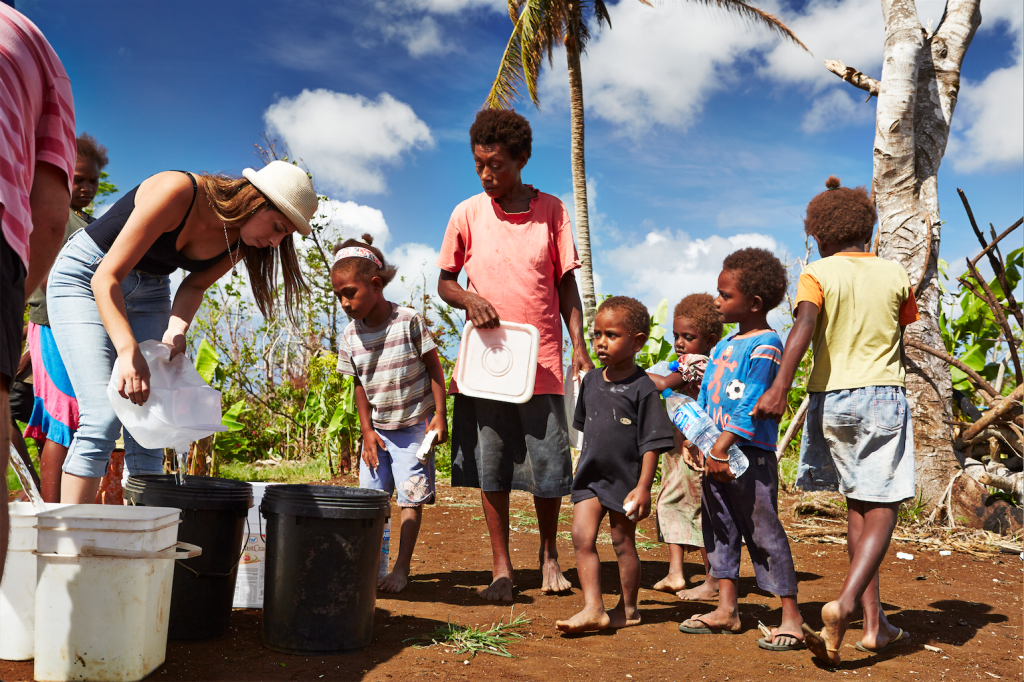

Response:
(824, 58), (879, 97)
(962, 385), (1024, 442)
(960, 258), (1023, 384)
(903, 337), (999, 397)
(776, 395), (809, 462)
(959, 191), (1023, 327)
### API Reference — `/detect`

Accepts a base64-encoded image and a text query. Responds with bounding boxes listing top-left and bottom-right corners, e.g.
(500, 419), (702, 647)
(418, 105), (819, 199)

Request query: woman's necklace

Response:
(222, 224), (239, 276)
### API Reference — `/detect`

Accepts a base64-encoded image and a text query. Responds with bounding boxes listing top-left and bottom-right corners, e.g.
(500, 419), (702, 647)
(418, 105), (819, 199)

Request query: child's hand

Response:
(681, 442), (703, 471)
(704, 446), (735, 483)
(428, 412), (448, 445)
(623, 487), (652, 522)
(361, 430), (387, 470)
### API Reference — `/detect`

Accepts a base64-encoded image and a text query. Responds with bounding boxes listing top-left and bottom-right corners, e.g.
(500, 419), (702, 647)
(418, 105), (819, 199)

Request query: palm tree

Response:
(486, 0), (808, 334)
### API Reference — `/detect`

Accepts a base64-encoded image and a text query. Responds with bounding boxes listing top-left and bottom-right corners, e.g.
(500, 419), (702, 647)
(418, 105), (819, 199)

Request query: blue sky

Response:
(20, 0), (1024, 317)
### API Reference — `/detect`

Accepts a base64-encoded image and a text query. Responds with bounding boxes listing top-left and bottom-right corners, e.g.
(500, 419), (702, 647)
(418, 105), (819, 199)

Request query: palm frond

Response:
(666, 0), (809, 52)
(486, 0), (557, 109)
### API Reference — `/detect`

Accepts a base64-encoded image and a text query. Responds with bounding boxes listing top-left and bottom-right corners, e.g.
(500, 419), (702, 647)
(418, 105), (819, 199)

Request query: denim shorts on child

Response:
(360, 420), (436, 507)
(797, 385), (915, 503)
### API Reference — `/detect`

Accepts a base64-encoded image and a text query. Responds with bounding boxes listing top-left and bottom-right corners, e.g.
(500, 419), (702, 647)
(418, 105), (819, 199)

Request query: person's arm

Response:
(161, 257), (234, 358)
(751, 301), (818, 422)
(353, 376), (386, 470)
(437, 269), (500, 329)
(705, 430), (741, 483)
(647, 371), (685, 393)
(557, 271), (595, 379)
(25, 161), (71, 295)
(422, 348), (448, 445)
(623, 448), (661, 521)
(91, 172), (197, 405)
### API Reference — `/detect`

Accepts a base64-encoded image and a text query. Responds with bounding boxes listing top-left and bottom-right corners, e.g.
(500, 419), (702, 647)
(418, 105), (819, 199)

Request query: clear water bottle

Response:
(379, 518), (391, 579)
(662, 389), (748, 477)
(647, 360), (680, 376)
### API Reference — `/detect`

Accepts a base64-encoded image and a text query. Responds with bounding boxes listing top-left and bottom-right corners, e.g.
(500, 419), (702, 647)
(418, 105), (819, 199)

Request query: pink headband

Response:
(332, 246), (382, 268)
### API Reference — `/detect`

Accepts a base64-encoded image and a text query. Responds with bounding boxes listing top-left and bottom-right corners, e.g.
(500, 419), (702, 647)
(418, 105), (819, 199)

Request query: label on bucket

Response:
(232, 533), (267, 608)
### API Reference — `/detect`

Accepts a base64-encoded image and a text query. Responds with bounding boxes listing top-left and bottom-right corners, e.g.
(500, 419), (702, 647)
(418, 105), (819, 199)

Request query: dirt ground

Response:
(4, 481), (1021, 682)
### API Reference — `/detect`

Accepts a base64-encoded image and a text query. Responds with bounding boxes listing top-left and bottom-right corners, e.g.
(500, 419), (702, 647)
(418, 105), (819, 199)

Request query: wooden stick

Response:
(969, 217), (1023, 268)
(958, 190), (1023, 327)
(962, 385), (1024, 442)
(777, 395), (810, 462)
(963, 258), (1023, 384)
(904, 337), (999, 397)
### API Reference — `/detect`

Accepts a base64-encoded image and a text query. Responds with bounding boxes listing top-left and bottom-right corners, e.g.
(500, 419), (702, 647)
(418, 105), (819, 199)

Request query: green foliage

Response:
(938, 248), (1021, 402)
(409, 612), (531, 659)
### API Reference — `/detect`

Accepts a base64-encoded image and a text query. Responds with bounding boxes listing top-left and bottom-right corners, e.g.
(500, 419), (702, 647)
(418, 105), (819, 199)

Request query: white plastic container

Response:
(33, 504), (200, 682)
(563, 366), (585, 450)
(455, 321), (540, 404)
(232, 482), (278, 608)
(0, 502), (68, 661)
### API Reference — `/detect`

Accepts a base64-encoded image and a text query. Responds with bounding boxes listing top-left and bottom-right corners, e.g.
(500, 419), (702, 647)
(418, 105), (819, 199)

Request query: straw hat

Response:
(242, 161), (317, 236)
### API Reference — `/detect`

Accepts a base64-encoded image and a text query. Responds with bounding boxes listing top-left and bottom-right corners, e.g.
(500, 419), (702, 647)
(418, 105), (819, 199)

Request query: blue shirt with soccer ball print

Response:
(696, 330), (784, 451)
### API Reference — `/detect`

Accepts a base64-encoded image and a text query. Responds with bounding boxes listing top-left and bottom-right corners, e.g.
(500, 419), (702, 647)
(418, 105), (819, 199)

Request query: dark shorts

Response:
(1, 227), (27, 383)
(451, 393), (573, 498)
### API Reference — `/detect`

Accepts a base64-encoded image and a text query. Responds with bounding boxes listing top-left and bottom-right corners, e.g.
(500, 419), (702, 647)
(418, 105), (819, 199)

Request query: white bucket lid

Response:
(36, 504), (181, 531)
(455, 321), (539, 404)
(8, 501), (70, 527)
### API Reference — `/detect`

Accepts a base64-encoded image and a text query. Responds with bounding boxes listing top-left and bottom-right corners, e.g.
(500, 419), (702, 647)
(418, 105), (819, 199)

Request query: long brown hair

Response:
(201, 173), (307, 321)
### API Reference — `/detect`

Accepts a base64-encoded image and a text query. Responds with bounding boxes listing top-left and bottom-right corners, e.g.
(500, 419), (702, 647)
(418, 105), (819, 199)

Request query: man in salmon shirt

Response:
(437, 109), (593, 602)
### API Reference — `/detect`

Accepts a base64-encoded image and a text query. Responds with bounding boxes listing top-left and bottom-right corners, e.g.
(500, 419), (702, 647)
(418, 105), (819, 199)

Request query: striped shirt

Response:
(0, 4), (76, 269)
(337, 304), (437, 430)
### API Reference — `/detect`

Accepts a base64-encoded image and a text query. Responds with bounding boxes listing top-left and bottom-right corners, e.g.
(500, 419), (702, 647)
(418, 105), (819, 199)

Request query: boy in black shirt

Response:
(555, 297), (675, 633)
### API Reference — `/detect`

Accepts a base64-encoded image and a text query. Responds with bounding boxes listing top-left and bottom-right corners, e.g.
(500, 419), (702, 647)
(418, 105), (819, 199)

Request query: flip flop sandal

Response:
(757, 621), (805, 651)
(678, 617), (738, 635)
(854, 628), (910, 654)
(801, 623), (839, 665)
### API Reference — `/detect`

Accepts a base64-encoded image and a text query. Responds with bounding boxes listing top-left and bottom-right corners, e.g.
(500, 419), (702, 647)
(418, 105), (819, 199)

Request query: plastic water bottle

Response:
(648, 360), (680, 376)
(379, 518), (391, 579)
(662, 389), (748, 477)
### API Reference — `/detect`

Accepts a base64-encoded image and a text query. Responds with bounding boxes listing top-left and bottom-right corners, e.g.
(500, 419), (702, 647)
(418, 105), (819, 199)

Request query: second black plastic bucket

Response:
(124, 475), (253, 640)
(260, 484), (390, 654)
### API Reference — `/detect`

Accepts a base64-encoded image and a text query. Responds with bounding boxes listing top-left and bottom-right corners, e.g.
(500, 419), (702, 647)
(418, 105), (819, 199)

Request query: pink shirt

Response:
(0, 5), (76, 269)
(437, 189), (581, 396)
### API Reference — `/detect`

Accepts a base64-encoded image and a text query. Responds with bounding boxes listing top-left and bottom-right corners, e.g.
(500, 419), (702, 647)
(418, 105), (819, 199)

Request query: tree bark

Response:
(869, 0), (981, 508)
(566, 6), (597, 340)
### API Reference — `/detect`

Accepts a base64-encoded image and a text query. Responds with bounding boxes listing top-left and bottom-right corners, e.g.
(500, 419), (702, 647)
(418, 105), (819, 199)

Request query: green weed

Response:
(408, 611), (530, 659)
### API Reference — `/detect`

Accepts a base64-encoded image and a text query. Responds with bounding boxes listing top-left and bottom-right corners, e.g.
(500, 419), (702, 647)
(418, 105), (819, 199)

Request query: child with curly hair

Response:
(555, 296), (676, 633)
(648, 293), (721, 600)
(678, 248), (805, 653)
(333, 234), (448, 594)
(754, 177), (918, 665)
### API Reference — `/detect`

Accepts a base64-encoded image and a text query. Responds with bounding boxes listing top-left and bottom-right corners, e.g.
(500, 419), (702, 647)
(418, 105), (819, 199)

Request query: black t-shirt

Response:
(571, 367), (676, 512)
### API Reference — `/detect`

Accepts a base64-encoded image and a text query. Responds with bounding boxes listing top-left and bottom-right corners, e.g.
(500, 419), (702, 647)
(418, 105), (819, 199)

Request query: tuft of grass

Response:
(897, 490), (928, 526)
(218, 458), (332, 484)
(408, 610), (530, 659)
(778, 453), (799, 488)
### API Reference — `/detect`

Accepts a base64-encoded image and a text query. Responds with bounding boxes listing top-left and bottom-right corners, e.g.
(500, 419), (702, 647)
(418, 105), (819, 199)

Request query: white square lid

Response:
(455, 321), (540, 404)
(36, 504), (181, 530)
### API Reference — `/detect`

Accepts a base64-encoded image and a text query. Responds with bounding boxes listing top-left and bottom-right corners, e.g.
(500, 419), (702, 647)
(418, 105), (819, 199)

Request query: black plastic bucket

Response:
(260, 484), (390, 654)
(124, 475), (253, 640)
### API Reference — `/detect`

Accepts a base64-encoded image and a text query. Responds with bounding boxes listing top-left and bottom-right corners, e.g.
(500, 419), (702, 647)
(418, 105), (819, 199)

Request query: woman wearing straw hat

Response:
(47, 161), (317, 503)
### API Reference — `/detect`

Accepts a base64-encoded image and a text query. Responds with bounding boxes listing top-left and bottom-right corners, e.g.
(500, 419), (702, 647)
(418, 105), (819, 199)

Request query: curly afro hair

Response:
(598, 296), (651, 338)
(804, 175), (876, 245)
(721, 248), (788, 312)
(76, 133), (108, 169)
(330, 233), (397, 287)
(674, 293), (722, 341)
(469, 108), (532, 161)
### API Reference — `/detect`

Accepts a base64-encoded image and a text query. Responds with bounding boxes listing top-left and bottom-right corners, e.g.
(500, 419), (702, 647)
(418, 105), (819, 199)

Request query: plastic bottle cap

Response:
(669, 360), (680, 372)
(662, 388), (674, 399)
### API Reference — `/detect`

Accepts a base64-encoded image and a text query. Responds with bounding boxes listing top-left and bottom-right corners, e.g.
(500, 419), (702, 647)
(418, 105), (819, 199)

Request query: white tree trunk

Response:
(566, 31), (597, 338)
(870, 0), (981, 506)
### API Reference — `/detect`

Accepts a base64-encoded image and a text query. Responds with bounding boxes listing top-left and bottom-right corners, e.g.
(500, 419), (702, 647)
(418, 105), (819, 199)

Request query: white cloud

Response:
(539, 1), (778, 135)
(401, 0), (505, 13)
(380, 15), (453, 58)
(263, 90), (434, 196)
(316, 199), (391, 248)
(368, 0), (504, 58)
(800, 88), (874, 133)
(607, 228), (780, 310)
(949, 4), (1024, 173)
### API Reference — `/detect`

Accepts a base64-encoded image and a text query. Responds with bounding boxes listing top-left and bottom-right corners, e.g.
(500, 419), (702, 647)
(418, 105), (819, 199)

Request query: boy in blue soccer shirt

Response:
(678, 248), (805, 653)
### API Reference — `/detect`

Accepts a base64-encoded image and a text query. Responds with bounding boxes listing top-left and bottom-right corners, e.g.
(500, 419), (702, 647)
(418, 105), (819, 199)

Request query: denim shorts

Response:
(797, 386), (915, 503)
(359, 420), (436, 507)
(46, 231), (172, 478)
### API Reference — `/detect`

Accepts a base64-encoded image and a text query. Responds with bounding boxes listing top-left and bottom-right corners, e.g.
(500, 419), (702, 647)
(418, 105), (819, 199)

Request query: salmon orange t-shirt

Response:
(436, 189), (581, 396)
(794, 252), (920, 392)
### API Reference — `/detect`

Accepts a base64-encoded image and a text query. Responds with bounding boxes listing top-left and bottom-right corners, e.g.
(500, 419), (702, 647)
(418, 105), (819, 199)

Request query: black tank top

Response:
(86, 171), (234, 276)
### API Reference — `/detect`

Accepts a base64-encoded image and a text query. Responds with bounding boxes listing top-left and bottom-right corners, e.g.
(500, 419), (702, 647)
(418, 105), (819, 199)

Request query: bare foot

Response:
(478, 576), (515, 602)
(653, 572), (688, 594)
(803, 600), (843, 666)
(377, 568), (409, 594)
(767, 627), (803, 648)
(540, 557), (572, 594)
(858, 619), (903, 651)
(676, 580), (719, 602)
(606, 605), (641, 629)
(555, 607), (610, 633)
